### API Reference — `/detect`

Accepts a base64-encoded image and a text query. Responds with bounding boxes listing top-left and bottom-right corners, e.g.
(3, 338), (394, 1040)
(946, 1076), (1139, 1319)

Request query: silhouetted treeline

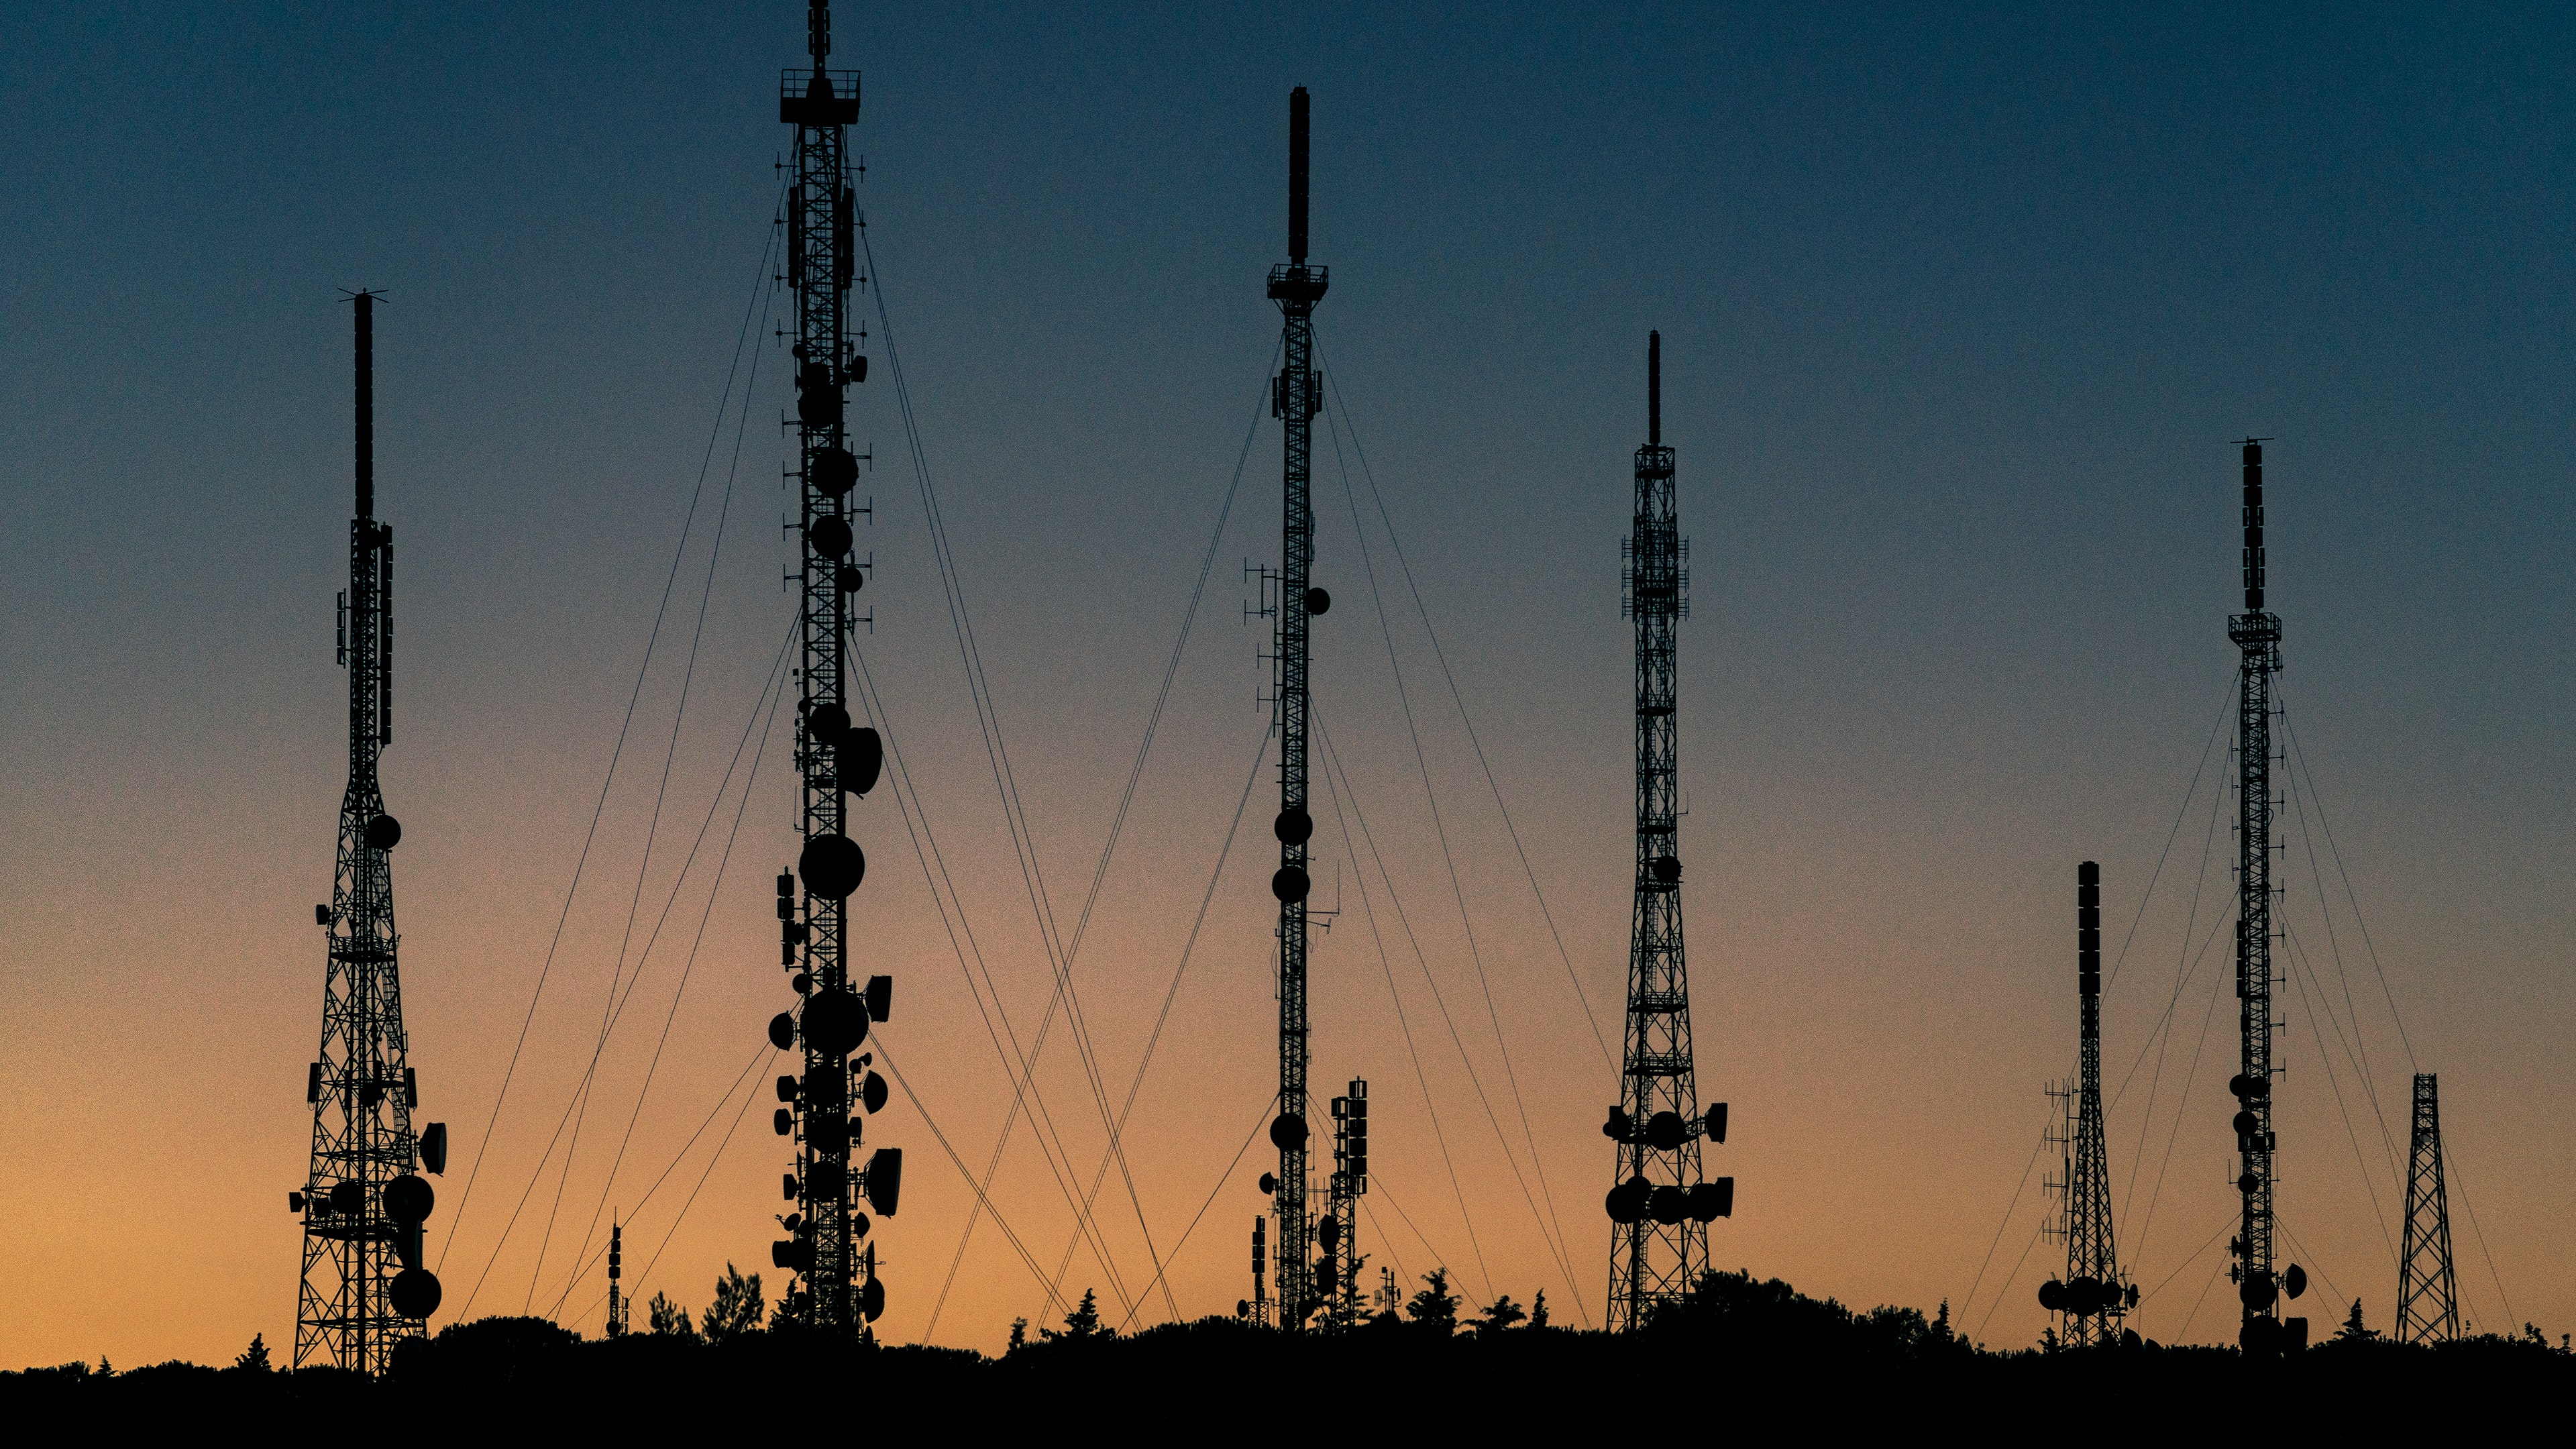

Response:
(8, 1271), (2565, 1432)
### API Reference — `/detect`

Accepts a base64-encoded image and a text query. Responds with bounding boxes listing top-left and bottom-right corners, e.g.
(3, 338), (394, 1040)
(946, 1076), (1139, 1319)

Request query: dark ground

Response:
(8, 1271), (2563, 1436)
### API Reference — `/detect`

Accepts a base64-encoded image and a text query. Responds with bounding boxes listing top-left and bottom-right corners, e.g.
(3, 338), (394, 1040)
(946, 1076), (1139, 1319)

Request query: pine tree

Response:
(1008, 1317), (1028, 1351)
(702, 1263), (765, 1343)
(2335, 1299), (2377, 1343)
(1406, 1269), (1460, 1334)
(233, 1332), (272, 1372)
(1529, 1289), (1550, 1330)
(1044, 1287), (1107, 1341)
(647, 1291), (698, 1340)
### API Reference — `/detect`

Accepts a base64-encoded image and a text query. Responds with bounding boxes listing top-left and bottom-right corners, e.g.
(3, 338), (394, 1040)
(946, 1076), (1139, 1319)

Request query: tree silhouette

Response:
(2335, 1300), (2377, 1343)
(1529, 1289), (1550, 1330)
(1474, 1295), (1527, 1334)
(1008, 1317), (1029, 1352)
(1407, 1269), (1460, 1334)
(702, 1264), (765, 1343)
(647, 1291), (697, 1340)
(1044, 1288), (1108, 1341)
(232, 1333), (271, 1372)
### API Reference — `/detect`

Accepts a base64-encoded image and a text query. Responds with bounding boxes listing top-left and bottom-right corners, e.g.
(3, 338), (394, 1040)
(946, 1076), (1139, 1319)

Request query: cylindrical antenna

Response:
(355, 292), (374, 523)
(2241, 439), (2265, 612)
(2078, 860), (2100, 1001)
(1289, 87), (1310, 263)
(1648, 330), (1661, 447)
(809, 0), (830, 66)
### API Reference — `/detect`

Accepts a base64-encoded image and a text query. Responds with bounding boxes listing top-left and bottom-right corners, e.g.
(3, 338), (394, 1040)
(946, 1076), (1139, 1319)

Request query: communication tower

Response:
(1256, 85), (1330, 1331)
(2037, 861), (2135, 1343)
(763, 0), (902, 1336)
(605, 1220), (628, 1338)
(1323, 1079), (1369, 1326)
(2396, 1073), (2459, 1343)
(292, 290), (448, 1373)
(1604, 331), (1731, 1330)
(2224, 439), (2309, 1352)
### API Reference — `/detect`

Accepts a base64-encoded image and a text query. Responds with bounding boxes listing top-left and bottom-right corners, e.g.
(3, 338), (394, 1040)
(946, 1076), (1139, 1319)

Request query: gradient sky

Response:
(5, 1), (2574, 1369)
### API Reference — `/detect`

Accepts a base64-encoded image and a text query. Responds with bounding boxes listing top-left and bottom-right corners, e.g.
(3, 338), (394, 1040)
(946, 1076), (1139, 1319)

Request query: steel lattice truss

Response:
(2397, 1073), (2459, 1344)
(1607, 333), (1719, 1332)
(2048, 863), (2129, 1344)
(297, 293), (431, 1375)
(2227, 439), (2287, 1350)
(1263, 87), (1328, 1323)
(774, 0), (877, 1336)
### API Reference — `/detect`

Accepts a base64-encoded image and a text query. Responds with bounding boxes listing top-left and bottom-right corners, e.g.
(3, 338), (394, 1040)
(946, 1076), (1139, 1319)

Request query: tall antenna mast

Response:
(2225, 439), (2310, 1352)
(2396, 1073), (2459, 1343)
(767, 0), (901, 1336)
(294, 290), (447, 1372)
(2039, 861), (2133, 1342)
(1257, 83), (1330, 1332)
(1605, 330), (1730, 1330)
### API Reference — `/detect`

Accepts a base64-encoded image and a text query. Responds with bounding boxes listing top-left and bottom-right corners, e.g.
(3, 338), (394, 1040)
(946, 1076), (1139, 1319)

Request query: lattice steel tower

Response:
(294, 290), (447, 1373)
(2226, 439), (2298, 1352)
(1605, 331), (1731, 1331)
(1260, 85), (1329, 1331)
(2396, 1072), (2459, 1344)
(2039, 861), (2131, 1343)
(765, 0), (902, 1336)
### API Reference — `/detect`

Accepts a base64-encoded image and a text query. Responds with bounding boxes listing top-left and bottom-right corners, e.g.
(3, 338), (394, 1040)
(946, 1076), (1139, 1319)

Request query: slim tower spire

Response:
(1605, 331), (1730, 1330)
(767, 0), (902, 1336)
(2039, 861), (2133, 1342)
(295, 290), (447, 1372)
(2396, 1073), (2459, 1343)
(1261, 84), (1329, 1331)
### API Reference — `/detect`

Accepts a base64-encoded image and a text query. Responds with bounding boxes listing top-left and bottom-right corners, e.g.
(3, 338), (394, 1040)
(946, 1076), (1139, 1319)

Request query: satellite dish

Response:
(1601, 1107), (1629, 1140)
(2237, 1172), (2259, 1195)
(388, 1268), (442, 1320)
(2068, 1276), (2102, 1312)
(791, 971), (814, 996)
(2038, 1279), (2066, 1311)
(864, 975), (892, 1024)
(861, 1070), (889, 1115)
(852, 1212), (869, 1239)
(799, 833), (866, 900)
(1647, 1185), (1687, 1225)
(810, 517), (855, 559)
(2284, 1264), (2306, 1300)
(838, 564), (865, 594)
(771, 1240), (796, 1270)
(809, 702), (853, 745)
(861, 1276), (886, 1322)
(843, 728), (885, 796)
(1646, 1110), (1686, 1152)
(2121, 1328), (2142, 1349)
(802, 988), (870, 1057)
(382, 1173), (434, 1225)
(1238, 1299), (1251, 1319)
(1269, 1113), (1309, 1151)
(1605, 1177), (1649, 1224)
(1704, 1102), (1728, 1144)
(421, 1122), (448, 1175)
(329, 1179), (364, 1215)
(1686, 1181), (1724, 1222)
(864, 1146), (904, 1216)
(1274, 808), (1313, 846)
(809, 1159), (845, 1197)
(1316, 1260), (1337, 1291)
(769, 1012), (798, 1051)
(808, 1116), (847, 1153)
(812, 446), (859, 498)
(365, 814), (402, 851)
(1318, 1216), (1341, 1250)
(1271, 865), (1311, 902)
(1304, 587), (1331, 615)
(2239, 1271), (2278, 1311)
(774, 1108), (794, 1136)
(1652, 855), (1681, 884)
(2233, 1110), (2258, 1135)
(1258, 1172), (1278, 1195)
(782, 1213), (804, 1232)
